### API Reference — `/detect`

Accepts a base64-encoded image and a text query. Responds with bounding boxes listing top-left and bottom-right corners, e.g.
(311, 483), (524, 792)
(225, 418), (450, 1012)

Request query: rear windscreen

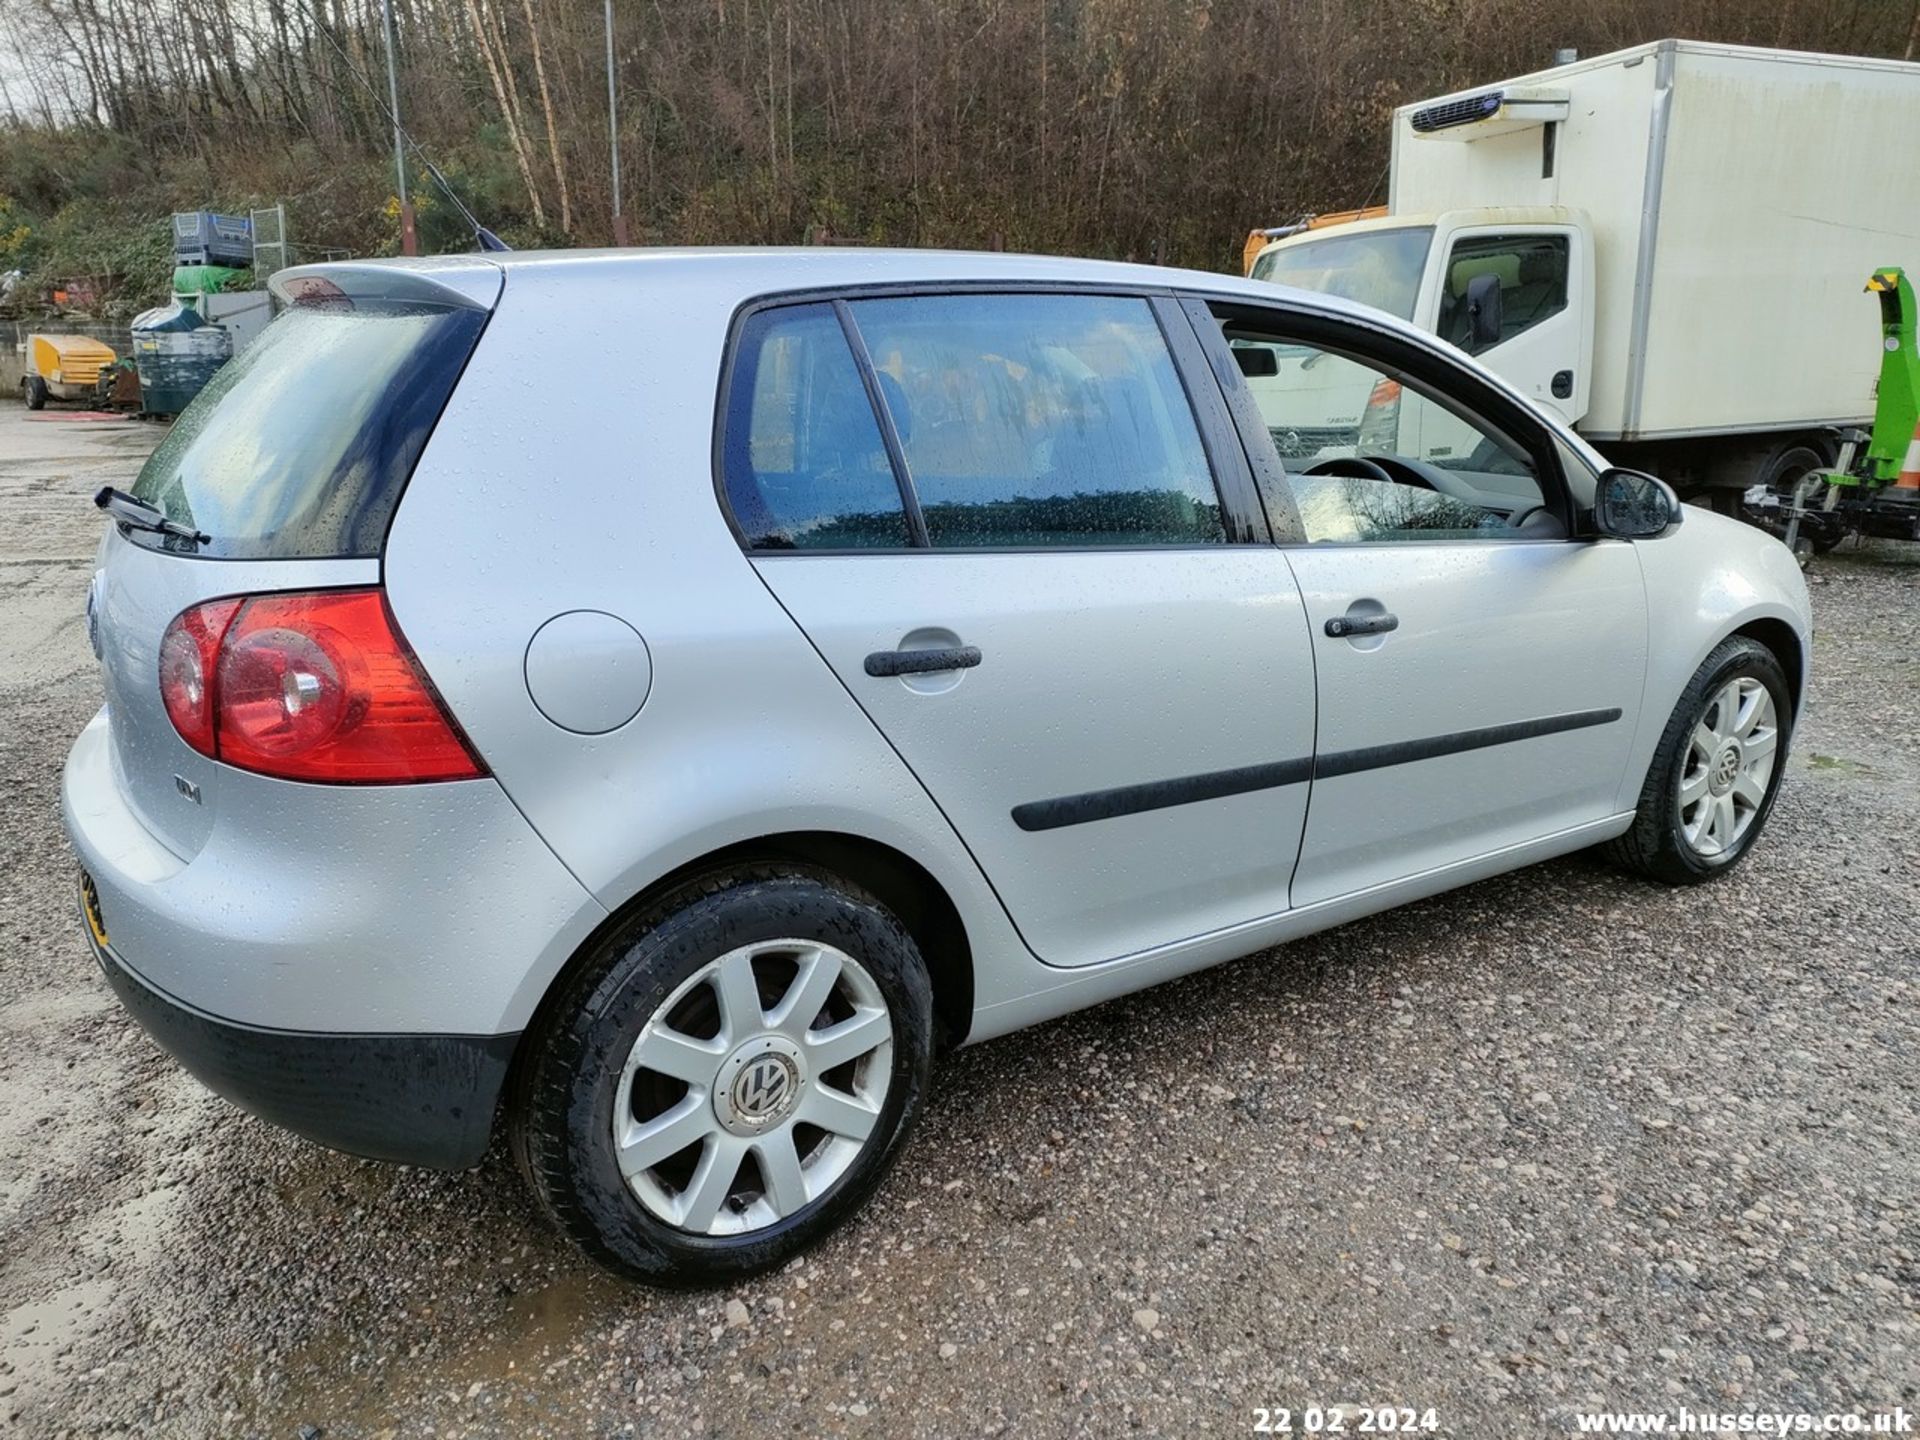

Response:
(128, 296), (487, 559)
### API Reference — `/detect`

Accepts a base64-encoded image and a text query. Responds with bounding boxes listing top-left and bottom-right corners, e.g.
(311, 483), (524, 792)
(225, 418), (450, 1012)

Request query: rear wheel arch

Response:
(512, 832), (975, 1084)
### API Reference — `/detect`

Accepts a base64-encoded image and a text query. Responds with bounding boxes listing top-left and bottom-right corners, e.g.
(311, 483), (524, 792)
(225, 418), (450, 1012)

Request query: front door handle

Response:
(1324, 613), (1398, 639)
(864, 645), (983, 678)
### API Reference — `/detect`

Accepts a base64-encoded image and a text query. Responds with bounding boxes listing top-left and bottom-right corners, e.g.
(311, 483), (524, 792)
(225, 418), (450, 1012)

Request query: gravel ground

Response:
(1, 402), (1915, 1438)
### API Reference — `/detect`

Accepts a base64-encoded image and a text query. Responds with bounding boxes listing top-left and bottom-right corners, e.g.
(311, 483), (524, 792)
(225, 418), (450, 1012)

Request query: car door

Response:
(721, 290), (1320, 969)
(1189, 297), (1647, 909)
(1421, 225), (1592, 426)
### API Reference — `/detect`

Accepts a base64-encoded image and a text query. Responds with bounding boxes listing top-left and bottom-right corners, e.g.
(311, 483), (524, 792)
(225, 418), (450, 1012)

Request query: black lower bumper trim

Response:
(93, 939), (518, 1170)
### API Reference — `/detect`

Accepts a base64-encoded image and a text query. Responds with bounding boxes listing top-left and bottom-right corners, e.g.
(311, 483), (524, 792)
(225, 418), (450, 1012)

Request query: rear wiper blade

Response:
(94, 487), (210, 547)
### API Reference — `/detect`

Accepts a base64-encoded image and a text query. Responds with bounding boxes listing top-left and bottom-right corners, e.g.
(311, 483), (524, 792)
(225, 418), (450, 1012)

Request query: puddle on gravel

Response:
(260, 1264), (634, 1433)
(1805, 752), (1876, 774)
(0, 1275), (116, 1402)
(498, 1269), (628, 1339)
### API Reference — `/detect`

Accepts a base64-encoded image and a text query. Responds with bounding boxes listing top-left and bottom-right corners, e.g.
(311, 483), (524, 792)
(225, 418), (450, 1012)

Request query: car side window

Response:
(721, 303), (911, 549)
(1437, 235), (1569, 355)
(846, 293), (1227, 548)
(1221, 322), (1552, 544)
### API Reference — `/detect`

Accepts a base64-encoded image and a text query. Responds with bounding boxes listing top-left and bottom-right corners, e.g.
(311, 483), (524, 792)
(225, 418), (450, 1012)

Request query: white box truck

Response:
(1247, 39), (1920, 504)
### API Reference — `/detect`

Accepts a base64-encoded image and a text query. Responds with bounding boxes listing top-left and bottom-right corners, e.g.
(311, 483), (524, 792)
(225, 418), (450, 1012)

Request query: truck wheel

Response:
(22, 376), (47, 410)
(1606, 637), (1791, 886)
(1758, 443), (1827, 501)
(1746, 443), (1841, 559)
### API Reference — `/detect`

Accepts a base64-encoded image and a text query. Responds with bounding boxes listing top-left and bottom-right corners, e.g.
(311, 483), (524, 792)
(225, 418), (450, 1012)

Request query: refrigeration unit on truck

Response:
(1245, 39), (1920, 510)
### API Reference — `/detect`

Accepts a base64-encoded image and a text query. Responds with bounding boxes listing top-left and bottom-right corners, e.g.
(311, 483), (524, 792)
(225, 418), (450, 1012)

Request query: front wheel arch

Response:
(1619, 613), (1805, 817)
(1606, 635), (1792, 885)
(1730, 617), (1804, 723)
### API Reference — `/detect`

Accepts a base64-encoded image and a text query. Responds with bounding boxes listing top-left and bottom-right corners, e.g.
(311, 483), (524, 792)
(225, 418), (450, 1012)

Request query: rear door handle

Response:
(1324, 613), (1398, 639)
(864, 645), (983, 678)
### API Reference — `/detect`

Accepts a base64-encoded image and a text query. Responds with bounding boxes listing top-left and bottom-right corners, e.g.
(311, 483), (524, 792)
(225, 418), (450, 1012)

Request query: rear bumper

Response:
(60, 705), (606, 1036)
(60, 702), (608, 1168)
(89, 922), (514, 1168)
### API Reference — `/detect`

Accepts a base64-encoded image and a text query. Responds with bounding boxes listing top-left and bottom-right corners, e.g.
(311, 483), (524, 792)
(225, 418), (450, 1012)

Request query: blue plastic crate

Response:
(171, 211), (254, 268)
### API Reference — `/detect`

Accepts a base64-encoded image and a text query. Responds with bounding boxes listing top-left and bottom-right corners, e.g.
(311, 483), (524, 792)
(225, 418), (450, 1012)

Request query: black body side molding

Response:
(1012, 708), (1623, 833)
(1012, 756), (1316, 832)
(1310, 708), (1622, 779)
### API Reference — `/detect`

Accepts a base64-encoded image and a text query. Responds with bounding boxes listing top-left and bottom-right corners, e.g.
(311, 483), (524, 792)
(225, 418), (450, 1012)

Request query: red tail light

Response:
(157, 589), (486, 783)
(158, 597), (241, 758)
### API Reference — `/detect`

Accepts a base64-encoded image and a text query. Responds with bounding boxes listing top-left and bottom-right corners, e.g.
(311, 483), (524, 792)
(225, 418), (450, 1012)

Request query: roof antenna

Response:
(306, 2), (511, 254)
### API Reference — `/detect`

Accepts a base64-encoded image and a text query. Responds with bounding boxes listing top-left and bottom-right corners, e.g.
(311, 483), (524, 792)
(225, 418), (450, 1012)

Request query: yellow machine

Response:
(21, 333), (117, 409)
(1241, 206), (1387, 276)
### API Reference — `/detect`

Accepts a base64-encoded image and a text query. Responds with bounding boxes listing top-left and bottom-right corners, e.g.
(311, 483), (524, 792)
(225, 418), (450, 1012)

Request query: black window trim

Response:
(1176, 296), (1306, 545)
(710, 281), (1273, 556)
(832, 298), (931, 547)
(1147, 294), (1270, 546)
(1179, 294), (1582, 544)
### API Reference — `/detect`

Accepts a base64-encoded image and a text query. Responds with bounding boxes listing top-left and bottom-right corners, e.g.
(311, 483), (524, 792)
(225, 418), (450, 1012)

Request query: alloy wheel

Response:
(613, 939), (894, 1236)
(1676, 676), (1778, 858)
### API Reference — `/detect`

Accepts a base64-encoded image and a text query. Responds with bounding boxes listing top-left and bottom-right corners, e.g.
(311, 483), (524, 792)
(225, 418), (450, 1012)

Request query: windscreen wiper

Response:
(94, 487), (210, 547)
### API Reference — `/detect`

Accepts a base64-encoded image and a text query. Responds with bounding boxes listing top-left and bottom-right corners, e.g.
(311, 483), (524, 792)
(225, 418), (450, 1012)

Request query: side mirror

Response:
(1232, 345), (1279, 378)
(1465, 273), (1503, 352)
(1591, 467), (1683, 539)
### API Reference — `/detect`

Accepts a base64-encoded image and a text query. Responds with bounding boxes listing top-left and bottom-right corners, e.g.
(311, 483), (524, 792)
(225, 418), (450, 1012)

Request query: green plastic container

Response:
(171, 264), (250, 297)
(131, 302), (232, 416)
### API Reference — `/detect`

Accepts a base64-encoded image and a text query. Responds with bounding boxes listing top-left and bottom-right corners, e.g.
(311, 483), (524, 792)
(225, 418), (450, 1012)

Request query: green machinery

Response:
(1773, 266), (1920, 556)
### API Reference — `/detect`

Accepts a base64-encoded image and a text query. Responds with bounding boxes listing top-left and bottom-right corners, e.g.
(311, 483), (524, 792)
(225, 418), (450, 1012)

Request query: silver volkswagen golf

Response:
(63, 249), (1810, 1285)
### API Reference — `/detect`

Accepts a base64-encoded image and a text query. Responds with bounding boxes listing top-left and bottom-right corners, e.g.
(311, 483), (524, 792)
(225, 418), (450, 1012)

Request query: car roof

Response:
(279, 245), (1313, 312)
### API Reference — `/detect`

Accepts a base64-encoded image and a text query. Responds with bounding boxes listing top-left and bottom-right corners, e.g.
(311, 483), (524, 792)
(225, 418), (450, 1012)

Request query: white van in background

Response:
(1248, 39), (1920, 507)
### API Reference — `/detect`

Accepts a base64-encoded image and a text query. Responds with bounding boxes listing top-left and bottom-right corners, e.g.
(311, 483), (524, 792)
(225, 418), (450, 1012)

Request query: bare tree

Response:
(520, 0), (571, 232)
(0, 0), (1911, 273)
(461, 0), (545, 227)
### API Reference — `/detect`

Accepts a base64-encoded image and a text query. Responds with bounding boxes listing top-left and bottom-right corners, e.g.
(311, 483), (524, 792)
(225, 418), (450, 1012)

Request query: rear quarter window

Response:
(718, 303), (911, 550)
(128, 295), (486, 560)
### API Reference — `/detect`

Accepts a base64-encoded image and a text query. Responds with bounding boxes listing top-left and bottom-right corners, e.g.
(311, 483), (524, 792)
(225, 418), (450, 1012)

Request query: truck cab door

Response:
(1420, 225), (1593, 426)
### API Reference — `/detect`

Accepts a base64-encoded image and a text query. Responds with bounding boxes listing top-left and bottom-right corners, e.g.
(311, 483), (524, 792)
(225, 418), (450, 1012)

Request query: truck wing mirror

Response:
(1466, 273), (1504, 352)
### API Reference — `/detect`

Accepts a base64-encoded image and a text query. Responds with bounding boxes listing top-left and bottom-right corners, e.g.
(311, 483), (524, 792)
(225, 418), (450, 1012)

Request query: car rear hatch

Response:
(89, 260), (500, 859)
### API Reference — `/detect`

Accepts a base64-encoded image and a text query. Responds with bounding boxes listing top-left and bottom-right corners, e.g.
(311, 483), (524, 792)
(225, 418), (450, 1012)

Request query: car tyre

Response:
(510, 867), (934, 1286)
(1606, 636), (1792, 885)
(23, 375), (47, 410)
